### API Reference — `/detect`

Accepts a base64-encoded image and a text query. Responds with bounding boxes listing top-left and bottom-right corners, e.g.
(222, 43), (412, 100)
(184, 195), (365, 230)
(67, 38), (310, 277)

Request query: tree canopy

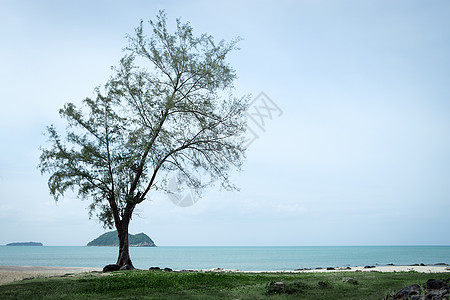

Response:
(39, 11), (248, 267)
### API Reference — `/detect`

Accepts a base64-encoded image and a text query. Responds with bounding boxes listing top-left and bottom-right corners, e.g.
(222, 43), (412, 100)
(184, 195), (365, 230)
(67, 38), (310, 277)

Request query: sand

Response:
(0, 266), (101, 285)
(242, 265), (450, 274)
(1, 265), (449, 285)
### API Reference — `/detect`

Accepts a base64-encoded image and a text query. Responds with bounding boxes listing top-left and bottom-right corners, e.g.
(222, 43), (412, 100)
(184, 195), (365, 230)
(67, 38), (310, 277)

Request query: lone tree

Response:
(39, 11), (248, 268)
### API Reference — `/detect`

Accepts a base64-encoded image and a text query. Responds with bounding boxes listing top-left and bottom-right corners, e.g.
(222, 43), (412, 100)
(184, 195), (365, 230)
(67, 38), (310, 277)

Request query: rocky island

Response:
(87, 231), (156, 247)
(6, 242), (43, 246)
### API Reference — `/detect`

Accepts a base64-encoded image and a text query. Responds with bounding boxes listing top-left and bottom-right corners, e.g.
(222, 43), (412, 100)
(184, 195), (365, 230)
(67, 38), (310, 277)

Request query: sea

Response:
(0, 246), (449, 271)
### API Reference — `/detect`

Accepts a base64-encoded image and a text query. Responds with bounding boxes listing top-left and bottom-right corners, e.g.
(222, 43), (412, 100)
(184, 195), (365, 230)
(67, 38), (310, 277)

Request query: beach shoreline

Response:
(1, 265), (449, 285)
(0, 266), (101, 285)
(240, 265), (450, 274)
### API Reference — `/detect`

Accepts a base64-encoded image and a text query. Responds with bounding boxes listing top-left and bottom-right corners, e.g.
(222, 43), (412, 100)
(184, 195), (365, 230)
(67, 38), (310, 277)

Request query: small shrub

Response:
(266, 280), (308, 295)
(318, 280), (331, 288)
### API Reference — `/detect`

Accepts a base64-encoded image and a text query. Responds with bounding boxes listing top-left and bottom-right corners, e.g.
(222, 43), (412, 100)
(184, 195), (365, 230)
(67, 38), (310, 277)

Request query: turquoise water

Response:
(0, 246), (449, 271)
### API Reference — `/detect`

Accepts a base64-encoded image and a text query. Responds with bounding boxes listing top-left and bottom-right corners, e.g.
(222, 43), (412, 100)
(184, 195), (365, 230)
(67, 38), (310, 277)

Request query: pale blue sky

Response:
(1, 0), (449, 246)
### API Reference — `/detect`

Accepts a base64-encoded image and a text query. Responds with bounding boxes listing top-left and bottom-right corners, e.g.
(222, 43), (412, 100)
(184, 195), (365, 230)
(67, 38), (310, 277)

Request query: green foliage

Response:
(87, 231), (155, 247)
(1, 271), (449, 300)
(6, 242), (43, 246)
(39, 10), (248, 230)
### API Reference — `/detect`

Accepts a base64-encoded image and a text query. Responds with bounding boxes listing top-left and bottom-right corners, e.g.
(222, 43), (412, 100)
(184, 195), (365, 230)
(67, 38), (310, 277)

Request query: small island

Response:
(6, 242), (43, 246)
(87, 231), (156, 247)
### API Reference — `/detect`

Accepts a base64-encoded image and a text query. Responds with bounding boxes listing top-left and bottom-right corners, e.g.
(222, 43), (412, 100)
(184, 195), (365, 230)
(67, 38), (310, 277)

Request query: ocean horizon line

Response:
(1, 245), (449, 271)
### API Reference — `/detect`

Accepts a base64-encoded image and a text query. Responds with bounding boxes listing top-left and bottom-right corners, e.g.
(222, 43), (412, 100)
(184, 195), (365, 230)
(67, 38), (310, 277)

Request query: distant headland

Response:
(6, 242), (43, 246)
(87, 231), (156, 247)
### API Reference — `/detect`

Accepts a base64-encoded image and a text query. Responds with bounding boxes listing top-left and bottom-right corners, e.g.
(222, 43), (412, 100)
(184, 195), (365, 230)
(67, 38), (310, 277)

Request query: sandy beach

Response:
(0, 266), (101, 285)
(241, 265), (450, 274)
(1, 265), (449, 285)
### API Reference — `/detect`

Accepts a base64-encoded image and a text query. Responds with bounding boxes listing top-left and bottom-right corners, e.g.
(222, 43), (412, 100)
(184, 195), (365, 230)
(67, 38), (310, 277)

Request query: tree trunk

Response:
(116, 218), (134, 268)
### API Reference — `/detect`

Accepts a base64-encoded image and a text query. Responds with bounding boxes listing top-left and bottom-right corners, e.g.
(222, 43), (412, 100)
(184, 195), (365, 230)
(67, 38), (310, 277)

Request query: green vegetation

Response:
(1, 270), (449, 299)
(87, 231), (155, 247)
(6, 242), (43, 246)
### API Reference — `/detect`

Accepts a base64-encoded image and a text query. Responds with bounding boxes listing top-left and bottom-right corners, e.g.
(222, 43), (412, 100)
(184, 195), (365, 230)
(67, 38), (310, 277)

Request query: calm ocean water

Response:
(0, 246), (449, 271)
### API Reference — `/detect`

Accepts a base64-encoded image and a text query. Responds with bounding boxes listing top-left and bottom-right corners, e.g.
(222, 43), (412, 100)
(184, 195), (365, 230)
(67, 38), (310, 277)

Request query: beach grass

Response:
(0, 270), (449, 299)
